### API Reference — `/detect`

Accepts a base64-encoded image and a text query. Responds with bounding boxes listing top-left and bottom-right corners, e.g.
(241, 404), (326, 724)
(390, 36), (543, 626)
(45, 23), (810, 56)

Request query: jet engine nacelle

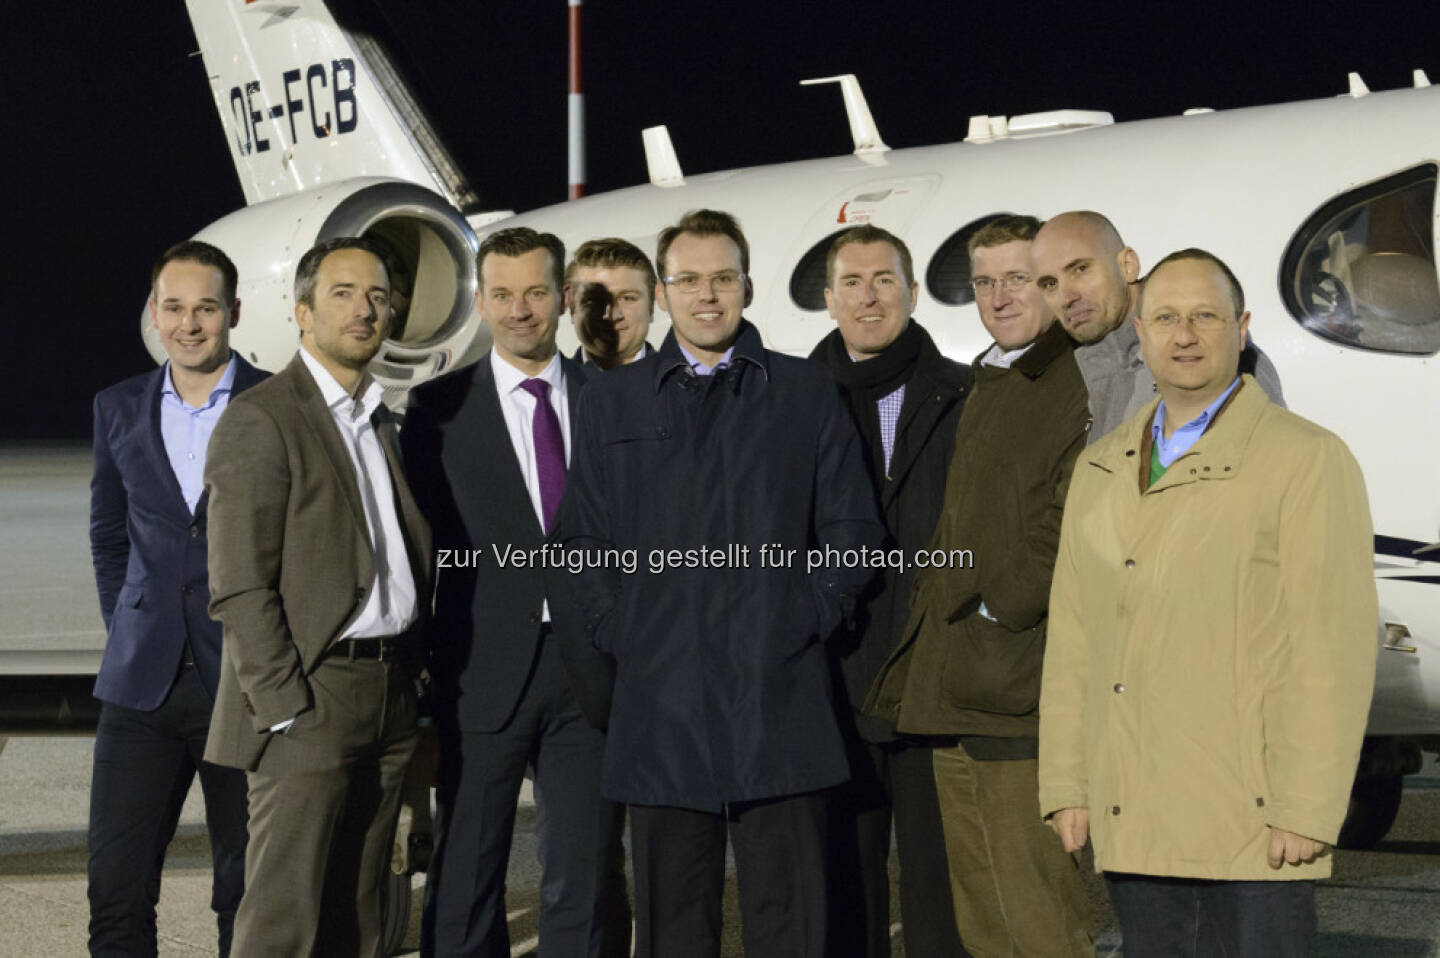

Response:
(140, 177), (481, 396)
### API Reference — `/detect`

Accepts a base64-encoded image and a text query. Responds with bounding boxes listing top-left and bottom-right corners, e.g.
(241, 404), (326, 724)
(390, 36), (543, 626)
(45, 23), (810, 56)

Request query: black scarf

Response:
(817, 320), (926, 402)
(813, 321), (929, 477)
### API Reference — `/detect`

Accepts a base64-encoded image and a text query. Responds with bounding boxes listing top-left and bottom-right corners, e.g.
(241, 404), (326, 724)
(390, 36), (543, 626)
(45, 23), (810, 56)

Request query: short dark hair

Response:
(565, 237), (658, 292)
(967, 214), (1044, 260)
(1140, 247), (1246, 316)
(478, 227), (566, 292)
(294, 236), (389, 308)
(151, 240), (239, 305)
(656, 209), (749, 278)
(826, 225), (915, 288)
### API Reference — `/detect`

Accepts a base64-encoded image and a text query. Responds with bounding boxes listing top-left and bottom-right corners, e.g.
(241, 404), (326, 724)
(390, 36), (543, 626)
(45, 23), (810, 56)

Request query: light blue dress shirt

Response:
(1151, 376), (1241, 468)
(159, 356), (237, 514)
(678, 343), (736, 376)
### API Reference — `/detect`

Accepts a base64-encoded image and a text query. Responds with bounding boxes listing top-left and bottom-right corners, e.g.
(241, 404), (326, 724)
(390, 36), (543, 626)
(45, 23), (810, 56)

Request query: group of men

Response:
(87, 204), (1377, 958)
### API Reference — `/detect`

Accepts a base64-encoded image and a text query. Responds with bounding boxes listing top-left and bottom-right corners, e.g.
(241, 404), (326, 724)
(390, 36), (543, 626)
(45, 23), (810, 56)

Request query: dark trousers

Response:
(1105, 872), (1317, 958)
(88, 663), (248, 958)
(827, 739), (971, 958)
(424, 633), (627, 958)
(233, 654), (418, 958)
(535, 780), (632, 956)
(630, 792), (828, 958)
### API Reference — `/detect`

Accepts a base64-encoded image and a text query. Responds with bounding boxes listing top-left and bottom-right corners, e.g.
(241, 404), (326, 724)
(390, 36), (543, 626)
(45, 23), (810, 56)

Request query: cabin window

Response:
(1281, 165), (1440, 355)
(925, 214), (1015, 306)
(789, 229), (850, 311)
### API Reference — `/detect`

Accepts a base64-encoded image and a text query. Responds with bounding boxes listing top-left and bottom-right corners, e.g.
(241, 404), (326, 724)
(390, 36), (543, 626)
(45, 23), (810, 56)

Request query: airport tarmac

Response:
(2, 446), (1438, 955)
(0, 732), (1437, 956)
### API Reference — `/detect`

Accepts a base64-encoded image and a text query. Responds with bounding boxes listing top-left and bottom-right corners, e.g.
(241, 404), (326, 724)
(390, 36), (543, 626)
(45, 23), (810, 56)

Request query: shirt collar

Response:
(980, 342), (1034, 369)
(299, 345), (383, 422)
(1151, 376), (1241, 447)
(677, 342), (735, 376)
(492, 347), (564, 397)
(654, 320), (770, 391)
(161, 354), (237, 409)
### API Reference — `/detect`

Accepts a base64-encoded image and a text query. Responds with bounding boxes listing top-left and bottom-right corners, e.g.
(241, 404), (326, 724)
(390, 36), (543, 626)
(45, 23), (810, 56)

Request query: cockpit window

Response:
(926, 214), (1014, 306)
(790, 229), (849, 311)
(1281, 165), (1440, 355)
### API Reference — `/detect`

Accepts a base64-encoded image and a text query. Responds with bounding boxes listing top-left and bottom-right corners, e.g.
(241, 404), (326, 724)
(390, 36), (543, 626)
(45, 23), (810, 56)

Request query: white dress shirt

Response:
(491, 349), (572, 528)
(980, 341), (1035, 369)
(299, 347), (418, 640)
(491, 349), (571, 622)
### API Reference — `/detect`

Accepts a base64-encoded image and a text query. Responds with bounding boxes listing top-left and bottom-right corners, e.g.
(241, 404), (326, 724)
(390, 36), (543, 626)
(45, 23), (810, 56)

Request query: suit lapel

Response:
(882, 369), (955, 507)
(374, 406), (433, 597)
(470, 355), (547, 540)
(194, 355), (267, 519)
(562, 355), (586, 461)
(140, 366), (192, 523)
(286, 354), (370, 537)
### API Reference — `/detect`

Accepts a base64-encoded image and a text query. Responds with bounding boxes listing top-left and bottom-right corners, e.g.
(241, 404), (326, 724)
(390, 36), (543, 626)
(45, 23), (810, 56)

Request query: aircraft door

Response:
(766, 175), (941, 354)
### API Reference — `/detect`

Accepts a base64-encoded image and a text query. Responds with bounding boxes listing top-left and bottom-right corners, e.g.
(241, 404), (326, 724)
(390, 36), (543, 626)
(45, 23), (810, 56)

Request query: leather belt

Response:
(327, 635), (410, 662)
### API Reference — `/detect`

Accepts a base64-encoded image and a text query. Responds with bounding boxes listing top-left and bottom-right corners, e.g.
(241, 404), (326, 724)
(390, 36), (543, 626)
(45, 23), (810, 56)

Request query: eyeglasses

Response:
(970, 272), (1032, 295)
(663, 271), (746, 295)
(1142, 309), (1232, 331)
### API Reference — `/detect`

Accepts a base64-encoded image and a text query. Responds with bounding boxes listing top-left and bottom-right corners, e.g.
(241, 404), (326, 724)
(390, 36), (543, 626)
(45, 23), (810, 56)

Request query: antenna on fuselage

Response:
(800, 74), (890, 155)
(643, 126), (685, 187)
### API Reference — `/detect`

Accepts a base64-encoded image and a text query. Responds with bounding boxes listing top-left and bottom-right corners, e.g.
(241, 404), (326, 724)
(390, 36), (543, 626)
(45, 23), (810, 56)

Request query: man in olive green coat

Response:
(866, 216), (1092, 956)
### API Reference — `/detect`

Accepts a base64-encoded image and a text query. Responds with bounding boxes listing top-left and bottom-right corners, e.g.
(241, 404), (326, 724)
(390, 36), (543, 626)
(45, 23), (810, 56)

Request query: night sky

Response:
(6, 0), (1437, 439)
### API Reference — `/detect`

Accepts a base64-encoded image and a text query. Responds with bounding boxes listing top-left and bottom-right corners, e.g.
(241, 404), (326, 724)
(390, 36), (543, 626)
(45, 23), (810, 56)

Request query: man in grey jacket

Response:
(1031, 210), (1285, 441)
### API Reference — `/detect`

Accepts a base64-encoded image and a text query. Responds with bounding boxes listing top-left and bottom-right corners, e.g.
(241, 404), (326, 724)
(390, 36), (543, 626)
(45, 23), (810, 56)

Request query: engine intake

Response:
(141, 177), (480, 395)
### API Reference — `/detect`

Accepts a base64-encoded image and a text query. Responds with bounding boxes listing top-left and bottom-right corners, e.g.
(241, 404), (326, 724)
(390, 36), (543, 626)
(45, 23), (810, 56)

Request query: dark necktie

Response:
(519, 378), (565, 533)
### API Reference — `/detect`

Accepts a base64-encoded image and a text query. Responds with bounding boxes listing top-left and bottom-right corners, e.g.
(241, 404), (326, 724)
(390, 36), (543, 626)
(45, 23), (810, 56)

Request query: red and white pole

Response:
(567, 0), (585, 200)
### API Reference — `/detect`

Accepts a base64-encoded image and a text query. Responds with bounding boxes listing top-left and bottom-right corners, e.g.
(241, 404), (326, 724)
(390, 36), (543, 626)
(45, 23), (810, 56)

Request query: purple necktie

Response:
(519, 378), (565, 533)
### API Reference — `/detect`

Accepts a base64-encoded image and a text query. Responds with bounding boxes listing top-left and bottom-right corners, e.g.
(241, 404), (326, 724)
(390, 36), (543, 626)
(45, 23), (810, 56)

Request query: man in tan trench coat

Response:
(1038, 249), (1377, 957)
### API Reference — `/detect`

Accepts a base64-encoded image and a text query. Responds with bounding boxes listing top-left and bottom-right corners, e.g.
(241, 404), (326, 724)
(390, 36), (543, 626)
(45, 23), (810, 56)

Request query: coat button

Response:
(1111, 805), (1121, 816)
(1124, 559), (1135, 569)
(655, 427), (669, 438)
(355, 586), (366, 599)
(1113, 682), (1125, 694)
(1125, 449), (1136, 457)
(182, 586), (193, 596)
(189, 525), (200, 538)
(530, 611), (541, 623)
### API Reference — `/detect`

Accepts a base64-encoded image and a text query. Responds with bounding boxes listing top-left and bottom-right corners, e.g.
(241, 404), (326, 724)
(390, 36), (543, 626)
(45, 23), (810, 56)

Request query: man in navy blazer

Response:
(88, 240), (267, 957)
(404, 227), (627, 957)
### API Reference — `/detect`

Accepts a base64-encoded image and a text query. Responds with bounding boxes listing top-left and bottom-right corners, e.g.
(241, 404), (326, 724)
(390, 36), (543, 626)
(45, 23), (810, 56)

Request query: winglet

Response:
(642, 125), (685, 187)
(1349, 72), (1371, 97)
(1415, 69), (1432, 89)
(800, 75), (890, 154)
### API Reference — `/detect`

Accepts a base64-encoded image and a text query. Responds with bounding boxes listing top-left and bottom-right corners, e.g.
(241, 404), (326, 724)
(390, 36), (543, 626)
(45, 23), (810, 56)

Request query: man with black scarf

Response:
(810, 225), (971, 958)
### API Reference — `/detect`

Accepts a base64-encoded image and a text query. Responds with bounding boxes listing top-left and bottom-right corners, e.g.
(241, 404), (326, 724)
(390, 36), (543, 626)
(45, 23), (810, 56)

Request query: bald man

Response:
(1031, 211), (1284, 441)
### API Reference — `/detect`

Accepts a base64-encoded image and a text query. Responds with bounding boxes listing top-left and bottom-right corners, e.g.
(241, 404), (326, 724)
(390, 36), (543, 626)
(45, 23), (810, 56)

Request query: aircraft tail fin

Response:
(183, 0), (480, 210)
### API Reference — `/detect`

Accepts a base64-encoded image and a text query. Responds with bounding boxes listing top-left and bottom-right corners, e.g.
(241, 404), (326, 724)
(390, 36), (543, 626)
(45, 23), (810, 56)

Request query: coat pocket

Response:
(938, 612), (1045, 715)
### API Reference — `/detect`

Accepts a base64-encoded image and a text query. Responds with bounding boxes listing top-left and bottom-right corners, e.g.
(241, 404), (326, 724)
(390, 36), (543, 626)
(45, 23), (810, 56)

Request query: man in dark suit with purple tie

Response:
(88, 240), (267, 956)
(404, 227), (628, 957)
